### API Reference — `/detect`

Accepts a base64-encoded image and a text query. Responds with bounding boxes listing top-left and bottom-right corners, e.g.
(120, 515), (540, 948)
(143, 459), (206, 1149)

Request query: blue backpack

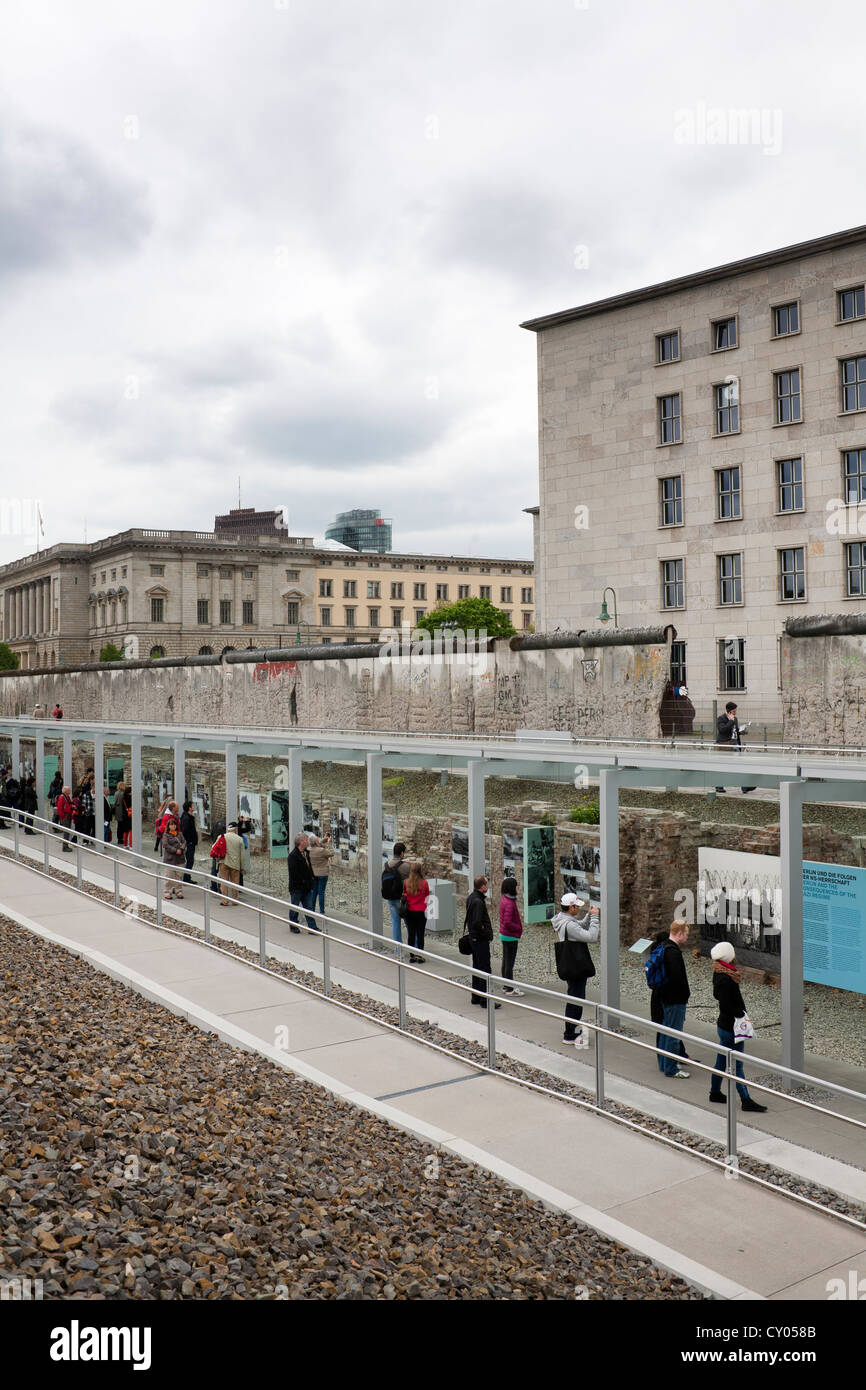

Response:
(644, 942), (668, 989)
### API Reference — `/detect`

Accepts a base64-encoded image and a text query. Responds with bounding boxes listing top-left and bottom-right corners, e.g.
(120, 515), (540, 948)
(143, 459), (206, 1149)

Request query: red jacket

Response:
(499, 894), (523, 939)
(404, 879), (429, 912)
(56, 794), (72, 821)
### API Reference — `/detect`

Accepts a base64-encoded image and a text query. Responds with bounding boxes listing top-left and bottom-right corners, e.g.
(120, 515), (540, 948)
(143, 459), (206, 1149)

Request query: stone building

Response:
(523, 224), (866, 723)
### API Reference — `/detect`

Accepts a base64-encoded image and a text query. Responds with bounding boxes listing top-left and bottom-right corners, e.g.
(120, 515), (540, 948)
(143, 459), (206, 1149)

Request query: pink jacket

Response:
(499, 895), (523, 939)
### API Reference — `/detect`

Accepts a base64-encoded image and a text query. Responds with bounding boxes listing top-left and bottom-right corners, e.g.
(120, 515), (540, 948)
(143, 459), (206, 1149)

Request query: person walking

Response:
(103, 789), (113, 843)
(498, 876), (524, 996)
(51, 704), (63, 720)
(21, 776), (38, 835)
(113, 782), (128, 846)
(466, 875), (500, 1010)
(647, 922), (692, 1079)
(714, 700), (756, 795)
(381, 841), (411, 953)
(55, 785), (75, 851)
(208, 820), (226, 894)
(218, 821), (246, 905)
(308, 833), (335, 916)
(287, 832), (317, 931)
(180, 801), (198, 883)
(161, 816), (187, 899)
(48, 769), (63, 809)
(708, 941), (767, 1112)
(551, 892), (599, 1047)
(402, 862), (430, 963)
(122, 786), (133, 847)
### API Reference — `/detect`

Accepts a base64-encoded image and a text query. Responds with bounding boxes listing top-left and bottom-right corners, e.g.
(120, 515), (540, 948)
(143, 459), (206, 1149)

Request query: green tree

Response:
(99, 642), (126, 662)
(0, 642), (19, 670)
(414, 597), (515, 639)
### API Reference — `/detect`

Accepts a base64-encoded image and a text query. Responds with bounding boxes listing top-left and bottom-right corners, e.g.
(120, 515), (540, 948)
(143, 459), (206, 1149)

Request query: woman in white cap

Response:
(708, 941), (767, 1112)
(551, 893), (599, 1047)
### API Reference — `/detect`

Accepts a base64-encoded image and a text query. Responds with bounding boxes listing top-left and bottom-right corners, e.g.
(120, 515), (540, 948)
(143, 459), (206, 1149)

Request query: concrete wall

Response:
(781, 633), (866, 744)
(0, 640), (669, 739)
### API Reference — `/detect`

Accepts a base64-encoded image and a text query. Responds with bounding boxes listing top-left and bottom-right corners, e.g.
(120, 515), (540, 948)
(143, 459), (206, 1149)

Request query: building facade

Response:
(325, 509), (393, 553)
(523, 225), (866, 724)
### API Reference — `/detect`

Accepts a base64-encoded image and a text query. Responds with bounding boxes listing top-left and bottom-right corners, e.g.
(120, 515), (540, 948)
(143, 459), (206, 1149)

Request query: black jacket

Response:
(21, 782), (38, 813)
(288, 845), (314, 894)
(654, 936), (691, 1007)
(180, 811), (198, 846)
(465, 890), (493, 944)
(713, 969), (747, 1032)
(715, 714), (740, 746)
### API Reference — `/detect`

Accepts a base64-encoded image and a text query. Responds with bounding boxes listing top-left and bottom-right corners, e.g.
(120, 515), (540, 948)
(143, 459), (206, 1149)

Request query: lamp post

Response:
(598, 587), (618, 628)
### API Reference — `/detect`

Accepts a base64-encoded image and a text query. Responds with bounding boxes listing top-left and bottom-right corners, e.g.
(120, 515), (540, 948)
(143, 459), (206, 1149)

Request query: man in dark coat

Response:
(180, 801), (198, 883)
(651, 922), (692, 1078)
(714, 700), (755, 794)
(287, 832), (317, 933)
(465, 875), (499, 1009)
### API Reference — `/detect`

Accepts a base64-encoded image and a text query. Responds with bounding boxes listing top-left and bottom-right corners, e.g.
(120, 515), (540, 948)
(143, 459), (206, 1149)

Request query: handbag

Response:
(733, 1014), (755, 1039)
(398, 894), (411, 920)
(458, 932), (472, 955)
(554, 937), (596, 982)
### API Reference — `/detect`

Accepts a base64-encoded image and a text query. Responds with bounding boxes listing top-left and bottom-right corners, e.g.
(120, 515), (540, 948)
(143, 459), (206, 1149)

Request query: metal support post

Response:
(467, 758), (486, 885)
(225, 743), (238, 829)
(397, 959), (407, 1030)
(130, 738), (143, 856)
(11, 729), (20, 779)
(486, 975), (496, 1069)
(113, 858), (120, 907)
(63, 731), (73, 787)
(258, 908), (266, 966)
(156, 864), (163, 925)
(594, 1020), (605, 1108)
(173, 738), (185, 810)
(14, 815), (20, 860)
(599, 769), (621, 1020)
(76, 844), (83, 890)
(93, 733), (105, 849)
(780, 779), (805, 1075)
(365, 751), (385, 944)
(322, 928), (331, 997)
(35, 732), (46, 824)
(288, 745), (303, 842)
(44, 833), (50, 873)
(203, 889), (211, 942)
(726, 1050), (738, 1179)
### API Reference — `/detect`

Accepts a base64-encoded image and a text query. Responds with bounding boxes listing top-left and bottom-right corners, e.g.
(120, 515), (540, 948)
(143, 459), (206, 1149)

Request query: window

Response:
(391, 582), (403, 599)
(110, 569), (116, 581)
(242, 600), (254, 624)
(414, 608), (425, 623)
(91, 574), (96, 585)
(521, 586), (533, 603)
(658, 393), (682, 445)
(778, 547), (805, 601)
(149, 645), (165, 659)
(150, 596), (164, 622)
(479, 565), (491, 574)
(659, 476), (683, 527)
(219, 566), (232, 579)
(777, 457), (804, 512)
(774, 369), (802, 423)
(198, 646), (213, 655)
(286, 601), (299, 625)
(716, 466), (742, 519)
(656, 331), (680, 364)
(368, 607), (380, 628)
(718, 553), (743, 605)
(436, 563), (448, 572)
(242, 568), (254, 580)
(500, 566), (513, 575)
(121, 567), (127, 578)
(320, 607), (331, 626)
(712, 317), (737, 351)
(150, 564), (164, 577)
(343, 580), (356, 598)
(367, 581), (380, 599)
(661, 559), (684, 610)
(522, 611), (533, 630)
(197, 598), (209, 625)
(219, 599), (232, 624)
(843, 448), (866, 503)
(670, 640), (687, 688)
(343, 559), (356, 567)
(714, 380), (739, 434)
(499, 586), (511, 603)
(414, 583), (426, 600)
(841, 356), (866, 413)
(458, 585), (470, 599)
(319, 579), (332, 597)
(197, 564), (210, 577)
(838, 286), (866, 322)
(436, 584), (449, 601)
(479, 585), (491, 600)
(344, 607), (355, 627)
(285, 569), (300, 581)
(773, 302), (799, 337)
(392, 608), (402, 626)
(101, 571), (106, 582)
(718, 638), (745, 691)
(391, 561), (403, 569)
(845, 543), (866, 596)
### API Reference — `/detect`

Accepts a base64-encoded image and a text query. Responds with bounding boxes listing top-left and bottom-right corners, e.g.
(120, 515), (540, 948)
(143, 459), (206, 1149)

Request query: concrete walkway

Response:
(1, 854), (864, 1301)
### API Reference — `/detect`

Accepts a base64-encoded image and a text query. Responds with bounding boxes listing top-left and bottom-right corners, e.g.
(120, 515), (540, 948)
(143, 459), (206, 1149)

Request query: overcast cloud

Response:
(0, 0), (862, 564)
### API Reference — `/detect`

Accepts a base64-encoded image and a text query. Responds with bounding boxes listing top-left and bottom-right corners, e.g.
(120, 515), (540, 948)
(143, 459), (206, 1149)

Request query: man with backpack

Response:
(381, 841), (411, 952)
(645, 921), (692, 1079)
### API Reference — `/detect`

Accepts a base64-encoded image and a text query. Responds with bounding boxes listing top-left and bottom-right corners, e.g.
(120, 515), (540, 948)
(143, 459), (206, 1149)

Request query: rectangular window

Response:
(658, 393), (682, 445)
(368, 607), (380, 628)
(843, 448), (866, 503)
(285, 569), (300, 581)
(458, 584), (471, 599)
(718, 637), (745, 691)
(110, 569), (116, 581)
(660, 559), (684, 610)
(774, 368), (802, 423)
(841, 356), (866, 413)
(655, 331), (680, 364)
(436, 584), (449, 601)
(521, 586), (533, 603)
(777, 457), (804, 512)
(712, 317), (737, 351)
(659, 475), (683, 526)
(242, 568), (254, 580)
(718, 553), (743, 605)
(319, 579), (332, 597)
(414, 608), (425, 624)
(367, 580), (380, 599)
(150, 597), (164, 622)
(242, 600), (254, 624)
(714, 380), (740, 434)
(391, 582), (403, 599)
(219, 566), (232, 579)
(499, 586), (512, 603)
(846, 543), (866, 596)
(219, 599), (232, 624)
(838, 286), (866, 322)
(522, 611), (532, 630)
(150, 564), (164, 577)
(670, 640), (687, 688)
(344, 607), (355, 627)
(197, 598), (209, 625)
(197, 564), (210, 577)
(413, 583), (426, 600)
(773, 301), (799, 337)
(286, 601), (299, 624)
(121, 567), (127, 579)
(320, 606), (331, 627)
(392, 608), (402, 626)
(479, 585), (491, 600)
(343, 580), (356, 598)
(716, 466), (742, 520)
(778, 547), (805, 601)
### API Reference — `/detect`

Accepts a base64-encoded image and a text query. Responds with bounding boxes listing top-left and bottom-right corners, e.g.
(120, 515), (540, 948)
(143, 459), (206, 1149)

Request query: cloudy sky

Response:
(1, 0), (861, 565)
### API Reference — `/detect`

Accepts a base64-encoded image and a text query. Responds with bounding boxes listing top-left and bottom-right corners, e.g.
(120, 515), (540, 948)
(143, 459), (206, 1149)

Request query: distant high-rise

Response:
(325, 508), (392, 553)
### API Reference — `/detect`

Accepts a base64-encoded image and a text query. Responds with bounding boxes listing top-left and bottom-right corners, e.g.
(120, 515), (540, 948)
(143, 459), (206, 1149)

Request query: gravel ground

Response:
(0, 920), (703, 1301)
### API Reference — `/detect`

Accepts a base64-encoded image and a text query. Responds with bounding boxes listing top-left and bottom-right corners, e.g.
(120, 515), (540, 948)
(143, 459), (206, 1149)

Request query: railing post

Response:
(486, 972), (496, 1069)
(76, 843), (83, 890)
(726, 1048), (738, 1180)
(322, 925), (332, 997)
(258, 908), (266, 966)
(13, 814), (20, 860)
(156, 865), (163, 925)
(203, 887), (211, 943)
(113, 857), (120, 907)
(43, 832), (50, 874)
(594, 1017), (605, 1108)
(397, 958), (407, 1030)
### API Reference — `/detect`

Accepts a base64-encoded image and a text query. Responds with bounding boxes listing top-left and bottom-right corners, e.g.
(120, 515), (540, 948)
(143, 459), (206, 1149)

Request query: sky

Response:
(1, 0), (863, 565)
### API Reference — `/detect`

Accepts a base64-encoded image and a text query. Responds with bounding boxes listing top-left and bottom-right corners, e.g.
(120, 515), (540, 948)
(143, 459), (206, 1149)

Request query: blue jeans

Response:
(658, 1002), (688, 1076)
(710, 1027), (751, 1102)
(312, 876), (328, 915)
(290, 889), (317, 931)
(386, 898), (402, 945)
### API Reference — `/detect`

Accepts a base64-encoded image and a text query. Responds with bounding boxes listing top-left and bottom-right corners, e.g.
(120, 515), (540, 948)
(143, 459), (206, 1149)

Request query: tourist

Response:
(648, 922), (692, 1079)
(218, 821), (246, 905)
(498, 876), (524, 996)
(287, 832), (317, 931)
(113, 782), (129, 847)
(122, 786), (133, 847)
(180, 801), (198, 883)
(308, 833), (335, 917)
(48, 769), (63, 808)
(51, 704), (63, 720)
(402, 861), (430, 963)
(161, 816), (187, 900)
(209, 820), (226, 893)
(551, 892), (599, 1047)
(382, 841), (411, 952)
(55, 784), (75, 852)
(714, 700), (756, 795)
(76, 775), (95, 842)
(466, 875), (499, 1010)
(708, 941), (768, 1113)
(21, 776), (38, 835)
(103, 789), (113, 843)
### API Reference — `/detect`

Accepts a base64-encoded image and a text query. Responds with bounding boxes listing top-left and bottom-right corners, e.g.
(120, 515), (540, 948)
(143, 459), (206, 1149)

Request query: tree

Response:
(99, 642), (125, 662)
(0, 642), (19, 670)
(414, 597), (516, 639)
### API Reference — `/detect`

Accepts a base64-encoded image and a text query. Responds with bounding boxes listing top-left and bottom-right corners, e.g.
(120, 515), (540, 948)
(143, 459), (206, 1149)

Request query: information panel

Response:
(803, 861), (866, 993)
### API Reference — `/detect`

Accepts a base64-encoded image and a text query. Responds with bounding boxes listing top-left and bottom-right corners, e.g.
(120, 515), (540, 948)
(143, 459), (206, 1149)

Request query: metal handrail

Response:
(3, 806), (865, 1228)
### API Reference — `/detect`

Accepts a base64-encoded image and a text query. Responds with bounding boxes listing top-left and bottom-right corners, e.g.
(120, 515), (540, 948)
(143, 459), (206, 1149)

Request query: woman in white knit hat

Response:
(708, 941), (767, 1112)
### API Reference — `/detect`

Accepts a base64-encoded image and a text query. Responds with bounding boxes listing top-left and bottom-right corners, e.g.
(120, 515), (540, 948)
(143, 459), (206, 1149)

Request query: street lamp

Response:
(598, 587), (618, 627)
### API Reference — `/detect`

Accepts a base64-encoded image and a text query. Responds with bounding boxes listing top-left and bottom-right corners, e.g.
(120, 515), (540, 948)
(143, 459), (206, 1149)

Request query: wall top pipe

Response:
(785, 613), (866, 638)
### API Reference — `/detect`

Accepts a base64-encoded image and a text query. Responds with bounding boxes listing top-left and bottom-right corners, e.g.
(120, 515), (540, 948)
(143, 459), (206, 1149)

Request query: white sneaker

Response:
(574, 1030), (590, 1049)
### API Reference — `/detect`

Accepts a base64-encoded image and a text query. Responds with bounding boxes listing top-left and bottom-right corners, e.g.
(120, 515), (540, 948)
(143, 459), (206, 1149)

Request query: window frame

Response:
(150, 596), (164, 623)
(837, 285), (866, 324)
(717, 552), (744, 607)
(771, 300), (800, 339)
(658, 475), (683, 528)
(711, 316), (738, 352)
(773, 366), (803, 425)
(241, 599), (254, 625)
(778, 546), (806, 602)
(196, 598), (209, 625)
(660, 558), (685, 611)
(713, 379), (741, 436)
(715, 465), (743, 521)
(717, 637), (746, 692)
(219, 598), (232, 625)
(657, 393), (682, 446)
(843, 447), (866, 504)
(840, 354), (866, 415)
(655, 329), (680, 365)
(775, 456), (805, 513)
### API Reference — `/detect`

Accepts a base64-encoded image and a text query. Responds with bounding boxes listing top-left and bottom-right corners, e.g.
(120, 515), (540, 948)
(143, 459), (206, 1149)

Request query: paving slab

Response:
(223, 998), (385, 1052)
(768, 1247), (866, 1301)
(290, 1030), (478, 1096)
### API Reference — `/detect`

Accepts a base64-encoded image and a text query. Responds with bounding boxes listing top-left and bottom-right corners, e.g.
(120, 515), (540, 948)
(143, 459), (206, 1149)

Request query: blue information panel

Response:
(803, 861), (866, 993)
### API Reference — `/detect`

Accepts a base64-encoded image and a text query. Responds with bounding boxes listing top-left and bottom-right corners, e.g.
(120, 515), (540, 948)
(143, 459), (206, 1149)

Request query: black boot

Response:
(741, 1097), (767, 1113)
